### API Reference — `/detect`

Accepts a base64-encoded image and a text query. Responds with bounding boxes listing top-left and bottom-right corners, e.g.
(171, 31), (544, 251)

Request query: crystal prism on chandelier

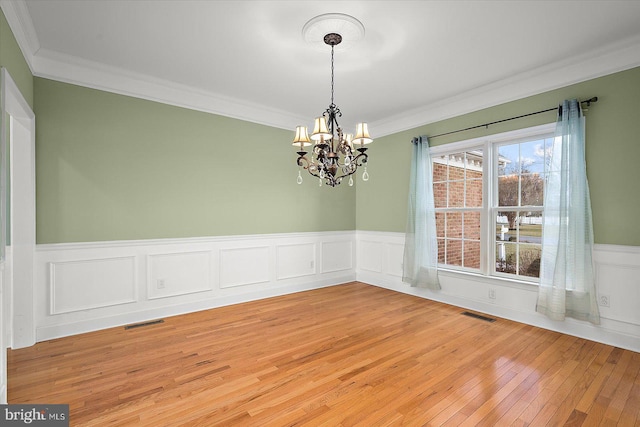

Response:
(292, 25), (373, 187)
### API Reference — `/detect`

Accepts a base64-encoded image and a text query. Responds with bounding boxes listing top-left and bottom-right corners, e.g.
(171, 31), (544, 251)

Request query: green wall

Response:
(356, 66), (640, 246)
(35, 79), (356, 243)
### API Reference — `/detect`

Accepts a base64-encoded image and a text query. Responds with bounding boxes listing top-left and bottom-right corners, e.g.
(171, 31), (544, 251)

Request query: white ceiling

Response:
(3, 0), (640, 136)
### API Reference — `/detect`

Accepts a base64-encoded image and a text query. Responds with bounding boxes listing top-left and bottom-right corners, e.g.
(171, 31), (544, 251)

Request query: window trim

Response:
(430, 122), (556, 284)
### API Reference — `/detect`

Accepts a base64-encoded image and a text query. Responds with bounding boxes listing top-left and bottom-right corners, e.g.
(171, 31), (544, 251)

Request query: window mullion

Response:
(481, 139), (493, 276)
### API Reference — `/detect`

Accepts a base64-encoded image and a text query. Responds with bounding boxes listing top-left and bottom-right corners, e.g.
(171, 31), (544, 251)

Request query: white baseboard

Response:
(356, 230), (640, 353)
(35, 231), (356, 342)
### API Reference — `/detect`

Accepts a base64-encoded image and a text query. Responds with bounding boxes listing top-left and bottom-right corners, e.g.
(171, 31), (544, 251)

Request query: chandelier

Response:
(292, 18), (373, 187)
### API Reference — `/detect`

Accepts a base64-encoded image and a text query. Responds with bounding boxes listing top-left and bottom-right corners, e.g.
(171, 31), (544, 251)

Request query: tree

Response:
(498, 167), (544, 230)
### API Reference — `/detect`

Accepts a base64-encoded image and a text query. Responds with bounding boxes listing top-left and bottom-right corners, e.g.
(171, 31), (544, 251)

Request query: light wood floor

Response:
(8, 282), (640, 426)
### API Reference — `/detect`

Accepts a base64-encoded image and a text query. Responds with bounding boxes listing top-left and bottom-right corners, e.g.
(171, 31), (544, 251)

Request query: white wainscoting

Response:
(276, 243), (316, 280)
(356, 230), (640, 353)
(321, 240), (353, 273)
(34, 231), (356, 341)
(147, 251), (211, 299)
(50, 256), (138, 314)
(219, 246), (270, 289)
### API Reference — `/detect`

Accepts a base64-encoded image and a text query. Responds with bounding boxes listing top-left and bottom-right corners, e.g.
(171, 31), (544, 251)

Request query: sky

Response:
(498, 137), (554, 175)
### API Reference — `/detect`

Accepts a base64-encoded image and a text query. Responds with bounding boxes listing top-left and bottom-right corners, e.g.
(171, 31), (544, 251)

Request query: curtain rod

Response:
(428, 97), (598, 140)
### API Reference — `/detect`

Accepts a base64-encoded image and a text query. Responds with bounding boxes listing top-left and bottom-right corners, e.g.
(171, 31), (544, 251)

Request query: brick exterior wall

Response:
(433, 160), (482, 269)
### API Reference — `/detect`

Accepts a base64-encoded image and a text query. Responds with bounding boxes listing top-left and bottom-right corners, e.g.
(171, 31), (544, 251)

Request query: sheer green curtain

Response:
(403, 136), (440, 290)
(536, 99), (600, 324)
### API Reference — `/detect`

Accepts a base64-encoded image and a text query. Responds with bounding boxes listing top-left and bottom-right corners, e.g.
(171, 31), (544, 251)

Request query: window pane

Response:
(434, 182), (447, 208)
(449, 181), (464, 207)
(466, 178), (482, 207)
(437, 239), (446, 264)
(497, 210), (518, 232)
(498, 175), (519, 207)
(463, 212), (481, 240)
(520, 139), (548, 175)
(463, 240), (481, 269)
(447, 153), (466, 180)
(435, 212), (445, 238)
(496, 242), (517, 274)
(465, 157), (483, 178)
(519, 244), (541, 278)
(446, 212), (462, 238)
(519, 218), (542, 244)
(433, 161), (447, 183)
(446, 239), (462, 267)
(521, 173), (544, 206)
(496, 218), (510, 241)
(496, 213), (515, 273)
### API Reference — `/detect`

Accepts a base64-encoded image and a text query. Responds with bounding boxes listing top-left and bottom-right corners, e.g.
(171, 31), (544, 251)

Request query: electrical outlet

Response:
(157, 279), (165, 289)
(488, 289), (496, 300)
(598, 294), (610, 307)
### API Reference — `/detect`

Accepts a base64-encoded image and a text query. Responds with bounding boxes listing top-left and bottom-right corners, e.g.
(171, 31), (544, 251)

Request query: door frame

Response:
(1, 67), (36, 358)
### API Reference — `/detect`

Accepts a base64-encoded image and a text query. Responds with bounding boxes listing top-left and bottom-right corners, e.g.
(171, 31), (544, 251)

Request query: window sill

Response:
(437, 267), (539, 292)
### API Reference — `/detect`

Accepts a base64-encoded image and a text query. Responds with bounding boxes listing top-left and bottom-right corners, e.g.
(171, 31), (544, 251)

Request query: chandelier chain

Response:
(330, 45), (335, 106)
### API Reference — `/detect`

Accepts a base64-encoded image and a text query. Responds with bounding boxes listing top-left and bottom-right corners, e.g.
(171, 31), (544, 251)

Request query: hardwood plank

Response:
(7, 282), (639, 426)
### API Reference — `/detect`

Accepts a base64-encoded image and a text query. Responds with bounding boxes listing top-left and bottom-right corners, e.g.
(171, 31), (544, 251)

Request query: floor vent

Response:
(461, 311), (496, 323)
(124, 319), (164, 330)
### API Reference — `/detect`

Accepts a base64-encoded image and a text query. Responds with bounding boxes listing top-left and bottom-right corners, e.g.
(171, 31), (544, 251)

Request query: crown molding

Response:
(0, 0), (39, 73)
(3, 0), (640, 137)
(31, 48), (307, 131)
(1, 0), (306, 131)
(371, 33), (640, 137)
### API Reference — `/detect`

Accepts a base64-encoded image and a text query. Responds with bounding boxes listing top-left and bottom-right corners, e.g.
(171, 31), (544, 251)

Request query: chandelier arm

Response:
(297, 152), (321, 177)
(350, 151), (369, 167)
(296, 153), (311, 169)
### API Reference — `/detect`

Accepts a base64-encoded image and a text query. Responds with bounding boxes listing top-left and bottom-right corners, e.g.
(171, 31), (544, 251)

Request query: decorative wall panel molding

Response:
(49, 256), (137, 314)
(219, 246), (270, 289)
(147, 251), (211, 299)
(276, 243), (316, 280)
(386, 243), (404, 278)
(321, 240), (353, 273)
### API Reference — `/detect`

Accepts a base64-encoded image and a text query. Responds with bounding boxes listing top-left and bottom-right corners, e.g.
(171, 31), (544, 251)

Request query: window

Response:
(431, 124), (555, 282)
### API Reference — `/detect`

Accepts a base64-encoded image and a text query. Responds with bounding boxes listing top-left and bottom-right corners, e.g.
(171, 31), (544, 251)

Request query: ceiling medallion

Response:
(292, 14), (373, 188)
(302, 13), (365, 51)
